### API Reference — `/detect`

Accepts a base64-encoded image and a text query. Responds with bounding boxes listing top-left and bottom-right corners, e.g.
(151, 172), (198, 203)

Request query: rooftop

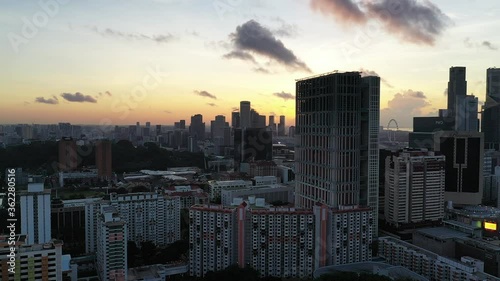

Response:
(416, 226), (470, 240)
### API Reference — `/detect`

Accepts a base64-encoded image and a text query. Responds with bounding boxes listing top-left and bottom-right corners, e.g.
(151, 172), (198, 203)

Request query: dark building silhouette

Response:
(447, 66), (467, 118)
(483, 68), (500, 150)
(58, 137), (78, 171)
(95, 140), (112, 179)
(189, 114), (205, 141)
(433, 131), (483, 205)
(234, 128), (272, 167)
(409, 116), (455, 150)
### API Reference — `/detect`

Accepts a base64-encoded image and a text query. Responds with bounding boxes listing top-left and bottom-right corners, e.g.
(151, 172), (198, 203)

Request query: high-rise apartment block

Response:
(189, 114), (205, 141)
(189, 201), (374, 278)
(86, 193), (180, 253)
(385, 150), (446, 227)
(0, 235), (64, 281)
(20, 177), (51, 245)
(96, 205), (127, 281)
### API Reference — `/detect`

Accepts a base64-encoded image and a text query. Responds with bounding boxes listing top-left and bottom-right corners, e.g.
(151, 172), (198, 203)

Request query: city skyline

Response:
(2, 1), (500, 128)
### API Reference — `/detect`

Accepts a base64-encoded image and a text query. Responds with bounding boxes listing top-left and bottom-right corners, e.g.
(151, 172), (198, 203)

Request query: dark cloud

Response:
(194, 90), (217, 100)
(89, 26), (174, 43)
(381, 89), (431, 127)
(61, 92), (97, 103)
(35, 96), (59, 105)
(273, 91), (295, 101)
(310, 0), (450, 45)
(359, 68), (393, 88)
(364, 0), (450, 45)
(310, 0), (367, 24)
(164, 110), (172, 114)
(206, 103), (217, 107)
(223, 50), (256, 63)
(253, 67), (270, 74)
(482, 41), (498, 50)
(226, 20), (311, 72)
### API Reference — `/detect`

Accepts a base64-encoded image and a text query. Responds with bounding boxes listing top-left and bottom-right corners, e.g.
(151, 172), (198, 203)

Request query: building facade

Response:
(96, 206), (127, 281)
(385, 150), (446, 227)
(483, 68), (500, 150)
(0, 236), (64, 281)
(20, 179), (51, 245)
(433, 131), (484, 205)
(85, 193), (180, 253)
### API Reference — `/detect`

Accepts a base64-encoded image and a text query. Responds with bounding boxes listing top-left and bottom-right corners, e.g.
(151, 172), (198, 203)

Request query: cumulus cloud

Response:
(89, 26), (174, 43)
(273, 91), (295, 101)
(359, 68), (393, 88)
(225, 20), (311, 72)
(381, 89), (432, 127)
(35, 96), (59, 105)
(61, 92), (97, 103)
(194, 90), (217, 99)
(310, 0), (450, 45)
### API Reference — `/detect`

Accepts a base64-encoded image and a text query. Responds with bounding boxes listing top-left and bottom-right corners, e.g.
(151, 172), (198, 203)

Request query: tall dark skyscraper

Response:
(278, 115), (285, 136)
(433, 131), (483, 205)
(447, 66), (467, 118)
(189, 114), (205, 141)
(231, 111), (240, 128)
(234, 128), (272, 166)
(58, 137), (78, 171)
(295, 71), (380, 216)
(240, 101), (251, 129)
(483, 68), (500, 150)
(95, 140), (112, 179)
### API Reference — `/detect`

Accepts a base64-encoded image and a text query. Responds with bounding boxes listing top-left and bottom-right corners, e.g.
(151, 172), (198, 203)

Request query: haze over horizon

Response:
(2, 0), (500, 128)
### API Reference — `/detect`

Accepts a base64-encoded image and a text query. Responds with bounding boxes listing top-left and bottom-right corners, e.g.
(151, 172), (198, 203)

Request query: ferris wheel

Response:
(387, 119), (399, 143)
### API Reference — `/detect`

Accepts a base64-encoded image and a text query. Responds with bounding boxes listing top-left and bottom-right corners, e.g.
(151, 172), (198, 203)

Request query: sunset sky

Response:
(1, 0), (499, 128)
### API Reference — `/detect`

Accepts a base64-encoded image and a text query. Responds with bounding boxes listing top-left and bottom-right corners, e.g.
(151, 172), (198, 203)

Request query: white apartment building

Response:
(96, 205), (127, 281)
(0, 235), (63, 281)
(189, 204), (238, 277)
(246, 206), (314, 278)
(19, 179), (51, 245)
(378, 237), (500, 281)
(208, 180), (251, 200)
(189, 201), (370, 279)
(85, 193), (180, 253)
(314, 205), (374, 269)
(385, 150), (445, 226)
